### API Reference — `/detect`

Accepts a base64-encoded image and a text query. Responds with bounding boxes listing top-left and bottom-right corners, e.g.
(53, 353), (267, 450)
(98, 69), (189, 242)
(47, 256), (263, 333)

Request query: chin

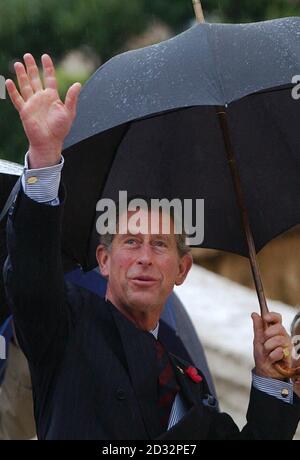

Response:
(128, 294), (159, 312)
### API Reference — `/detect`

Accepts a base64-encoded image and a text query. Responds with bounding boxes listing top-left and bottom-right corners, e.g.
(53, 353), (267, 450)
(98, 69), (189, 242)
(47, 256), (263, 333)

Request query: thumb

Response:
(65, 82), (81, 117)
(252, 312), (265, 344)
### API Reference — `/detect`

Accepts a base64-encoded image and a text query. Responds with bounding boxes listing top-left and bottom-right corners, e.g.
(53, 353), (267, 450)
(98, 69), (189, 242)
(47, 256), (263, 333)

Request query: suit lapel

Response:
(110, 304), (162, 439)
(169, 353), (201, 408)
(109, 303), (216, 440)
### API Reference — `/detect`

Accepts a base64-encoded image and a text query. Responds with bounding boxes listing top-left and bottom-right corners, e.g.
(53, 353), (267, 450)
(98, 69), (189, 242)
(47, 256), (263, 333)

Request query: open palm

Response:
(6, 53), (81, 168)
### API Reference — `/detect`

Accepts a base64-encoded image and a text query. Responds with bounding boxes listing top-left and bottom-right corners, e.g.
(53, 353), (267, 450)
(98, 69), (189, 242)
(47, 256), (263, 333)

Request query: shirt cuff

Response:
(22, 152), (64, 204)
(252, 372), (294, 404)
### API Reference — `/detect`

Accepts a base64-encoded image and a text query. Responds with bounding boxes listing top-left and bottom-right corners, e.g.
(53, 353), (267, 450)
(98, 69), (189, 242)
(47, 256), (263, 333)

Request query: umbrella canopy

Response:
(62, 17), (300, 270)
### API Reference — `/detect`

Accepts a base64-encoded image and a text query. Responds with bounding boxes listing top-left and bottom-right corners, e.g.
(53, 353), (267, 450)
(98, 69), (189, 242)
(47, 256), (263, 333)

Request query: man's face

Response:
(96, 209), (192, 315)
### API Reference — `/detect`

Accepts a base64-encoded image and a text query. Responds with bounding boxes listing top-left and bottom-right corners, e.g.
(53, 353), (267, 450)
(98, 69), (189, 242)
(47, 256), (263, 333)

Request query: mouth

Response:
(129, 276), (159, 287)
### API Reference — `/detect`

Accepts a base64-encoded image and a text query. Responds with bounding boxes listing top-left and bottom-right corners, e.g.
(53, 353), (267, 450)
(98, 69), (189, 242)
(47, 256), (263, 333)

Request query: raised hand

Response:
(6, 53), (81, 169)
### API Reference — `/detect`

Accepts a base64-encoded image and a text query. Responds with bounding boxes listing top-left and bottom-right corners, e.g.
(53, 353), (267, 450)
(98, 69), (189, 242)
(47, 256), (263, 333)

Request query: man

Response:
(1, 176), (216, 439)
(3, 53), (300, 439)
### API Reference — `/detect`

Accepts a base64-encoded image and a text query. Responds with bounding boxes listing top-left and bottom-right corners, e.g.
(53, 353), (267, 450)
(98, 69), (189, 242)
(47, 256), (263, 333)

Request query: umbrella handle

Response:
(216, 106), (300, 378)
(274, 363), (300, 378)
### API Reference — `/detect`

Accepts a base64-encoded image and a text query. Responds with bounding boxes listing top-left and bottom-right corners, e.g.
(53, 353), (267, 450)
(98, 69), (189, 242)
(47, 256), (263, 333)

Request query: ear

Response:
(96, 244), (110, 279)
(175, 253), (193, 286)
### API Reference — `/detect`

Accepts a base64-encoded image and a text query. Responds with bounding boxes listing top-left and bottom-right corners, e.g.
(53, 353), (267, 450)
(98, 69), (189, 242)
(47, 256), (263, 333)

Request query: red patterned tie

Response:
(154, 339), (180, 431)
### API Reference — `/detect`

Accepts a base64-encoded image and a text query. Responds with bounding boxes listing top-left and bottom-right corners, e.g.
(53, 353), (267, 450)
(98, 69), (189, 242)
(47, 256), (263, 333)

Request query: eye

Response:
(153, 240), (167, 248)
(124, 238), (138, 246)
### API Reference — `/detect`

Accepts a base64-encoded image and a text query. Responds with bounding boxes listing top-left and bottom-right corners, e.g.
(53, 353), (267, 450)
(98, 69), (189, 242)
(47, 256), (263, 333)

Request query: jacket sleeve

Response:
(158, 387), (300, 440)
(239, 386), (300, 440)
(3, 186), (70, 368)
(157, 365), (300, 441)
(206, 386), (300, 440)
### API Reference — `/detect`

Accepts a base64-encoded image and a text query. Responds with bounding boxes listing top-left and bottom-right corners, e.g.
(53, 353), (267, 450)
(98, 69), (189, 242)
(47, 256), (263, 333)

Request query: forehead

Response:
(117, 208), (176, 236)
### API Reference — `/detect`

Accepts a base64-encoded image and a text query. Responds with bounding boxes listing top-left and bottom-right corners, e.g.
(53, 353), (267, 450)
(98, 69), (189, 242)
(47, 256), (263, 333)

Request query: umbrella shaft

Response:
(216, 106), (269, 318)
(192, 0), (205, 23)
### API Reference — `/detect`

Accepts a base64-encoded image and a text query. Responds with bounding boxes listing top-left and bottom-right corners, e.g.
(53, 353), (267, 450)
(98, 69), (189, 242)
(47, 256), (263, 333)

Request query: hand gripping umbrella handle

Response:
(216, 107), (300, 379)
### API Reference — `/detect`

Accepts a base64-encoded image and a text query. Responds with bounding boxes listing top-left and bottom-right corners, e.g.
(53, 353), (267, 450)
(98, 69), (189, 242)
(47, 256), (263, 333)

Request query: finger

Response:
(252, 313), (265, 345)
(263, 312), (282, 325)
(269, 346), (286, 364)
(41, 54), (58, 92)
(14, 62), (34, 101)
(23, 53), (43, 92)
(5, 79), (25, 112)
(264, 322), (287, 340)
(64, 82), (81, 116)
(264, 335), (290, 354)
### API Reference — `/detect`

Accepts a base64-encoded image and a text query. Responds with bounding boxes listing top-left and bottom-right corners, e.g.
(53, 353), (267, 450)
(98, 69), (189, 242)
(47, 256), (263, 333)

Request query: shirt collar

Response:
(149, 322), (159, 340)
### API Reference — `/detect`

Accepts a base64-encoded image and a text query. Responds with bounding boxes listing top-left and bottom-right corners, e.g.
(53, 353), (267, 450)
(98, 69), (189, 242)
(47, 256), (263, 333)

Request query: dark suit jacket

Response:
(3, 188), (300, 440)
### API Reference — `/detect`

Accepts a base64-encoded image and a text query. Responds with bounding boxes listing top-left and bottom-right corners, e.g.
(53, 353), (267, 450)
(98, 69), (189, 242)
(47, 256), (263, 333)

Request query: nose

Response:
(136, 243), (153, 266)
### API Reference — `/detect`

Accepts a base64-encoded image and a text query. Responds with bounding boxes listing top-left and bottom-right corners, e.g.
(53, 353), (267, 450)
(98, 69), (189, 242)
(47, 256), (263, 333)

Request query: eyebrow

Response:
(118, 233), (172, 241)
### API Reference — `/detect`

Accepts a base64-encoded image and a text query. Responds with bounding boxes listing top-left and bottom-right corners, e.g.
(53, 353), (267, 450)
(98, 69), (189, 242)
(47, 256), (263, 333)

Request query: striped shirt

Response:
(22, 153), (63, 205)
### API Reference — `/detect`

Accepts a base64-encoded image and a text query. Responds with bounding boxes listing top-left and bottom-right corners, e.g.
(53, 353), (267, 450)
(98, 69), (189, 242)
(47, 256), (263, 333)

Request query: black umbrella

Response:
(62, 11), (300, 375)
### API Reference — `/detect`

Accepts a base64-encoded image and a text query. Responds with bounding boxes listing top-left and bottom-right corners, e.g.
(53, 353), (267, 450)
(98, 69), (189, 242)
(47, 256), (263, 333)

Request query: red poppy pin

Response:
(185, 366), (203, 383)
